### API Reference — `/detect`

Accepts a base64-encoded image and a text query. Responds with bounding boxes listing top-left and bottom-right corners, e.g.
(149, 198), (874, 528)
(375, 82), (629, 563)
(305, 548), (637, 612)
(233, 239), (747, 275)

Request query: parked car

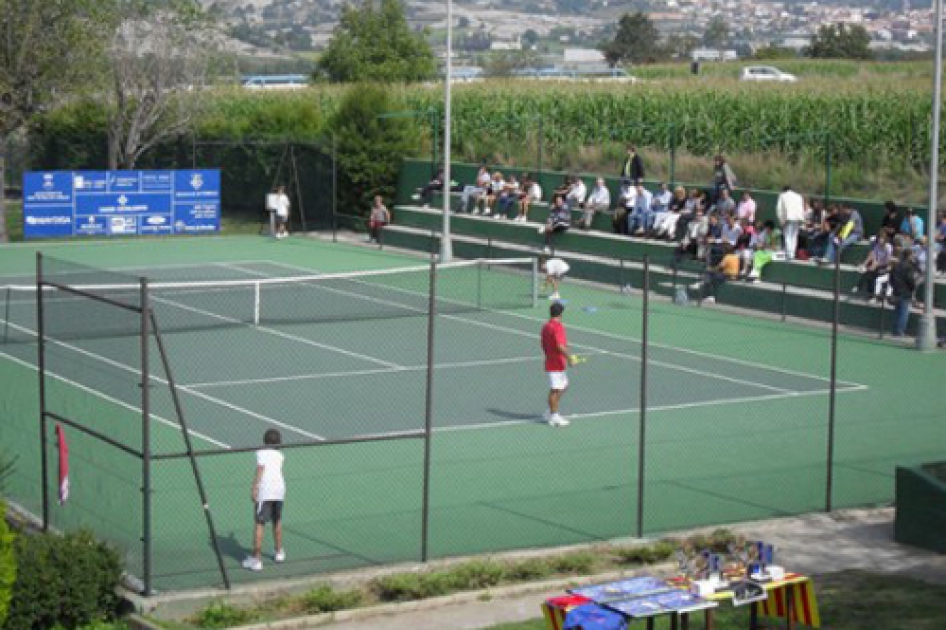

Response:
(739, 66), (798, 83)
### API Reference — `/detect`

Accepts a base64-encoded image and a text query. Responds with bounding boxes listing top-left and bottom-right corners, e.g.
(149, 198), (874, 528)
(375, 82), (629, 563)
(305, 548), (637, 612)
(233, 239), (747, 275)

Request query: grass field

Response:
(1, 235), (944, 593)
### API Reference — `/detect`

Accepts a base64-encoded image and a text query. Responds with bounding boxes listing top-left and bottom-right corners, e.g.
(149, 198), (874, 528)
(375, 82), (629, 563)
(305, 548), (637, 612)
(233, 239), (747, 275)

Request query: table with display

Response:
(543, 572), (820, 630)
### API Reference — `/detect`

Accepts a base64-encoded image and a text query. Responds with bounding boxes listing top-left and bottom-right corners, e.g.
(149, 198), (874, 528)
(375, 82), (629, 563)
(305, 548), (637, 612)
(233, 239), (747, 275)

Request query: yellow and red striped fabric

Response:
(760, 574), (821, 628)
(542, 595), (592, 630)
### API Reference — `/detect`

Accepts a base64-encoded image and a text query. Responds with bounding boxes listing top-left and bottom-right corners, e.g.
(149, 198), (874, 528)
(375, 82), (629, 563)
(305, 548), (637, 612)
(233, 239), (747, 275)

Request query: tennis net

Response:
(2, 257), (538, 343)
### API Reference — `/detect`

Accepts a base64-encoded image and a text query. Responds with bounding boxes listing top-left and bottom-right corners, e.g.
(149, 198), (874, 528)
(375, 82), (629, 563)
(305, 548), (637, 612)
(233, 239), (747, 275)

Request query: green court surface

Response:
(1, 235), (944, 592)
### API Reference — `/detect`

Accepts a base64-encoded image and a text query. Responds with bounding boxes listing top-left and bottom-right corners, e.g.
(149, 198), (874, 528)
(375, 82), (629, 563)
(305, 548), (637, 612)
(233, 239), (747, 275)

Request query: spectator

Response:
(799, 199), (826, 258)
(554, 174), (574, 200)
(415, 168), (461, 209)
(621, 145), (645, 183)
(480, 171), (505, 216)
(703, 213), (724, 264)
(776, 185), (805, 261)
(721, 214), (743, 248)
(711, 154), (738, 203)
(494, 175), (520, 219)
(366, 195), (391, 244)
(580, 177), (611, 230)
(614, 177), (636, 234)
(852, 231), (893, 301)
(936, 211), (946, 277)
(736, 191), (757, 224)
(515, 175), (542, 222)
(890, 249), (919, 337)
(649, 183), (673, 236)
(822, 207), (864, 265)
(628, 184), (654, 236)
(691, 242), (740, 304)
(711, 188), (736, 217)
(653, 185), (686, 240)
(674, 188), (704, 242)
(272, 185), (291, 239)
(460, 165), (491, 213)
(675, 207), (708, 263)
(565, 176), (588, 213)
(745, 220), (782, 282)
(739, 219), (762, 276)
(912, 236), (930, 307)
(539, 194), (572, 254)
(880, 201), (901, 241)
(809, 204), (839, 260)
(900, 207), (925, 242)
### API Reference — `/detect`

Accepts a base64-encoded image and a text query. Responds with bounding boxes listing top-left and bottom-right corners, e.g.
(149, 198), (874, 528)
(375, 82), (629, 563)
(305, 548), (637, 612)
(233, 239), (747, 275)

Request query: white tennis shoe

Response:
(548, 414), (569, 427)
(274, 549), (286, 563)
(242, 556), (263, 572)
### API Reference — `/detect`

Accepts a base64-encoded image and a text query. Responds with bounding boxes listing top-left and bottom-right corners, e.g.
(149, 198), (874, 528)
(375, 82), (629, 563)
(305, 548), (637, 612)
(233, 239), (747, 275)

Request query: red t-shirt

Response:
(541, 319), (567, 372)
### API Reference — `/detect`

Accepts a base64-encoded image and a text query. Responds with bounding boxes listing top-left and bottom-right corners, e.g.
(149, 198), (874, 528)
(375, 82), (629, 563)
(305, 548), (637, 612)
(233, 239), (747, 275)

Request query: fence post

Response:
(636, 256), (650, 538)
(669, 124), (677, 188)
(36, 252), (49, 531)
(331, 136), (338, 243)
(537, 117), (544, 183)
(421, 258), (438, 562)
(825, 256), (840, 513)
(140, 278), (153, 595)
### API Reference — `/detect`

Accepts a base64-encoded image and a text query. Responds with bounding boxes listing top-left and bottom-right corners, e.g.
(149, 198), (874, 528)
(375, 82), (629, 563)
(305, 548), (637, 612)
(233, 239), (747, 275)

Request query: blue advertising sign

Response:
(23, 169), (221, 239)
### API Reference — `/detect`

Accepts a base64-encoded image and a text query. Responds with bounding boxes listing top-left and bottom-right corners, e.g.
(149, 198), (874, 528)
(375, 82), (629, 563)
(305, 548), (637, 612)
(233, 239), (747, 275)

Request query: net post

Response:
(531, 256), (539, 308)
(37, 252), (49, 531)
(421, 258), (438, 563)
(149, 311), (231, 590)
(825, 255), (840, 513)
(636, 255), (650, 538)
(254, 282), (261, 326)
(140, 277), (153, 595)
(879, 298), (886, 339)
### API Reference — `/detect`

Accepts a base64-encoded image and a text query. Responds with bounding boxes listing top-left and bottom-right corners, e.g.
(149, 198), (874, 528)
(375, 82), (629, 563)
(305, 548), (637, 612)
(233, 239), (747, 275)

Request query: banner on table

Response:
(23, 170), (221, 238)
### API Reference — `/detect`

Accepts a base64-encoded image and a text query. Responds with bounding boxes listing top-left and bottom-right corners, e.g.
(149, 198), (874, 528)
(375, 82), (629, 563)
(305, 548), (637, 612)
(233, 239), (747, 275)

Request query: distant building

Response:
(690, 48), (738, 61)
(564, 48), (606, 65)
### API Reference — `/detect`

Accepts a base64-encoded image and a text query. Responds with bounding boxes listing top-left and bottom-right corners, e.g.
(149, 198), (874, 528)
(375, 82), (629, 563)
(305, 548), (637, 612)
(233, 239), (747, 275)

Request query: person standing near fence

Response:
(777, 185), (805, 260)
(541, 302), (575, 428)
(366, 195), (391, 243)
(890, 249), (919, 338)
(273, 185), (291, 239)
(243, 429), (286, 572)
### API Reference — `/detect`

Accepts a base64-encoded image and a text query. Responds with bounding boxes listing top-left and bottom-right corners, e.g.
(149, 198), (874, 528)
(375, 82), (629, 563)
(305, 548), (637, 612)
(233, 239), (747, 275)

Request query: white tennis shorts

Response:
(547, 371), (568, 391)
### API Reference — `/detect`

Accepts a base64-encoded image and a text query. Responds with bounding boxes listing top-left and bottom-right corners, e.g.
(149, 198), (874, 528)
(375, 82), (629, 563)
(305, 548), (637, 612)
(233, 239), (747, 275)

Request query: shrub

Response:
(3, 530), (122, 630)
(505, 557), (552, 581)
(190, 600), (256, 628)
(613, 541), (676, 566)
(0, 503), (14, 628)
(450, 560), (505, 589)
(301, 585), (363, 613)
(548, 551), (597, 575)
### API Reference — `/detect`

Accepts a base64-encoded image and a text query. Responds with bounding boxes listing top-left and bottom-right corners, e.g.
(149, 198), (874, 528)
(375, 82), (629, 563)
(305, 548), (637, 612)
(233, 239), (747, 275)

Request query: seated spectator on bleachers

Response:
(936, 211), (946, 277)
(628, 184), (654, 236)
(673, 188), (704, 242)
(808, 204), (839, 260)
(739, 219), (763, 276)
(460, 165), (492, 213)
(554, 175), (574, 201)
(539, 194), (572, 254)
(745, 220), (782, 282)
(477, 171), (504, 216)
(880, 201), (901, 241)
(777, 184), (805, 261)
(900, 207), (924, 243)
(703, 213), (724, 264)
(415, 168), (444, 209)
(721, 214), (743, 248)
(494, 175), (520, 219)
(912, 236), (930, 307)
(648, 183), (673, 236)
(515, 175), (542, 222)
(852, 230), (893, 301)
(565, 177), (587, 213)
(691, 242), (740, 304)
(711, 188), (736, 217)
(653, 186), (687, 240)
(580, 178), (610, 230)
(614, 178), (636, 235)
(822, 207), (864, 265)
(736, 191), (756, 224)
(799, 199), (825, 259)
(674, 207), (707, 263)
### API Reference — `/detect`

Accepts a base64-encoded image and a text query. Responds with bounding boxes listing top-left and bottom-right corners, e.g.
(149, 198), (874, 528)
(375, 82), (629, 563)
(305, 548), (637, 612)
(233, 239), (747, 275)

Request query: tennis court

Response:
(1, 236), (943, 592)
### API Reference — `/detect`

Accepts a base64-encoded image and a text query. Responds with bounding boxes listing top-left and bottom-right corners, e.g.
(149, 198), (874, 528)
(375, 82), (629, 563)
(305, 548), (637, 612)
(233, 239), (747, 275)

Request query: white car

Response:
(739, 66), (798, 83)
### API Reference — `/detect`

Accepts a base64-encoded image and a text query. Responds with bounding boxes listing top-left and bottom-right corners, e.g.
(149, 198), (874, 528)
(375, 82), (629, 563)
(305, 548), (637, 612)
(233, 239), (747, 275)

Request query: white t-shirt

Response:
(546, 258), (570, 277)
(256, 449), (286, 502)
(274, 193), (291, 218)
(567, 180), (587, 204)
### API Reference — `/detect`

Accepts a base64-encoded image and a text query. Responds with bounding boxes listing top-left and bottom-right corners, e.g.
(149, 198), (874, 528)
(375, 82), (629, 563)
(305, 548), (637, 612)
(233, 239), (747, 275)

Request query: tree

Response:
(805, 23), (873, 60)
(0, 0), (107, 242)
(601, 12), (661, 66)
(316, 0), (436, 83)
(662, 33), (699, 59)
(753, 45), (797, 60)
(329, 84), (417, 215)
(105, 0), (222, 170)
(703, 16), (730, 49)
(521, 29), (539, 50)
(483, 50), (541, 78)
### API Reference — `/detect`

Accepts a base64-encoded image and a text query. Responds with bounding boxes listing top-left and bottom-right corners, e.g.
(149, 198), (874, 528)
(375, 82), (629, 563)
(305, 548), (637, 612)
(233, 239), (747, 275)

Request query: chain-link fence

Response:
(7, 243), (942, 593)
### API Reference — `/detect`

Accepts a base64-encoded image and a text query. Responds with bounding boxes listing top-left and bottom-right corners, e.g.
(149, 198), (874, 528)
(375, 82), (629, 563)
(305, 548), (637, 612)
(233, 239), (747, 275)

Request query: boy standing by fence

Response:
(243, 429), (286, 572)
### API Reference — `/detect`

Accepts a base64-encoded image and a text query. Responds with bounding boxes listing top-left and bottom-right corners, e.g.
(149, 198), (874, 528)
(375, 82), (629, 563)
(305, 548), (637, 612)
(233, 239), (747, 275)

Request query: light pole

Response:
(440, 0), (454, 263)
(917, 0), (943, 351)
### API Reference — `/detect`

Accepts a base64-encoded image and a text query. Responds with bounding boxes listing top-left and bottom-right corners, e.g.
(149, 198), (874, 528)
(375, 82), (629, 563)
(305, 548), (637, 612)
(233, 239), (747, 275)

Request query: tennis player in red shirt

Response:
(541, 301), (574, 427)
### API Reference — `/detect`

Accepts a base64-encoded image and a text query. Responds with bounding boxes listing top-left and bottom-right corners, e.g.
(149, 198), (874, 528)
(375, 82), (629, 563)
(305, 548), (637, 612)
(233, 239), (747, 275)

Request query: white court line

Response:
(264, 259), (868, 392)
(183, 355), (545, 389)
(0, 347), (232, 450)
(436, 385), (870, 434)
(1, 319), (326, 442)
(150, 294), (402, 370)
(246, 261), (796, 396)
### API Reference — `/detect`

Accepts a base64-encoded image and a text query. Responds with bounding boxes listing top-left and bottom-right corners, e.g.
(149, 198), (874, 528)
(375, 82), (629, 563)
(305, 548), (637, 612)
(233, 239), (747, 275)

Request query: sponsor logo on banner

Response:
(43, 173), (55, 189)
(26, 215), (71, 225)
(109, 216), (137, 235)
(146, 215), (167, 225)
(190, 173), (204, 190)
